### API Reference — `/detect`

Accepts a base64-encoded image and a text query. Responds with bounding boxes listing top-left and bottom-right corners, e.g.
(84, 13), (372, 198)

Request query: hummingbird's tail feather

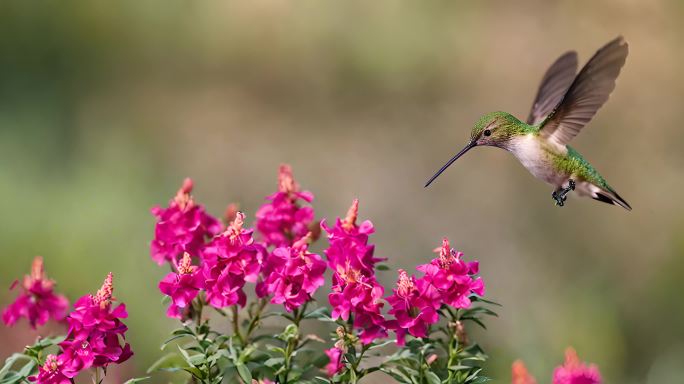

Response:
(592, 187), (632, 211)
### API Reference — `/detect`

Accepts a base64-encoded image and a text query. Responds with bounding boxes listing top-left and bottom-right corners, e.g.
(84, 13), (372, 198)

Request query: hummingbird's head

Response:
(470, 111), (520, 147)
(424, 111), (522, 187)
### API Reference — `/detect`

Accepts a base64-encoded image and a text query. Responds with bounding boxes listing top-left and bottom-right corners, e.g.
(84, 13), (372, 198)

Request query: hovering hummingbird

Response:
(425, 37), (631, 210)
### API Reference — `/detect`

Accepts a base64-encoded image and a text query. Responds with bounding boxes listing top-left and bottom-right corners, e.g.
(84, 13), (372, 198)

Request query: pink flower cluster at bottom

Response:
(27, 273), (132, 383)
(386, 238), (484, 345)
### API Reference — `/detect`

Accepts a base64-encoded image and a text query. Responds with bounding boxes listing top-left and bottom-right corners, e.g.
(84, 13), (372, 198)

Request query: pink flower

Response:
(324, 199), (387, 344)
(417, 238), (484, 309)
(328, 276), (387, 344)
(60, 273), (132, 375)
(512, 360), (537, 384)
(28, 354), (71, 384)
(258, 233), (326, 311)
(552, 348), (602, 384)
(255, 164), (316, 248)
(386, 270), (440, 345)
(203, 212), (265, 308)
(324, 347), (344, 377)
(322, 199), (384, 284)
(151, 178), (221, 265)
(159, 253), (204, 318)
(2, 256), (69, 329)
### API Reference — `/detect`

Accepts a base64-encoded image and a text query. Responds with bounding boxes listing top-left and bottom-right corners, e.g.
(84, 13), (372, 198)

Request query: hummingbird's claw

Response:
(552, 179), (576, 207)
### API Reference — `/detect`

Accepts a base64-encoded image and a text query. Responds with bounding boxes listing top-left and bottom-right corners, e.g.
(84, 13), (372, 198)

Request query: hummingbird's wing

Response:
(539, 37), (628, 146)
(526, 51), (578, 126)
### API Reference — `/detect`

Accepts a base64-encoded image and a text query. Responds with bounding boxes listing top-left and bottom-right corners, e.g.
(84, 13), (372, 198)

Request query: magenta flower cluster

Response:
(255, 164), (317, 248)
(2, 257), (69, 329)
(386, 237), (485, 345)
(58, 273), (132, 376)
(150, 178), (221, 265)
(324, 199), (387, 345)
(1, 261), (133, 384)
(152, 165), (325, 316)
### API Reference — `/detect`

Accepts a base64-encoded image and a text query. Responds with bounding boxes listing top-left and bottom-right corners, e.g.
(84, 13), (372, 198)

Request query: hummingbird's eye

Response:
(483, 129), (491, 137)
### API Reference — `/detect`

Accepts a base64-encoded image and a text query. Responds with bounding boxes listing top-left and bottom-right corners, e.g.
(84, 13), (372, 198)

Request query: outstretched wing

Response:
(526, 51), (578, 126)
(539, 37), (628, 146)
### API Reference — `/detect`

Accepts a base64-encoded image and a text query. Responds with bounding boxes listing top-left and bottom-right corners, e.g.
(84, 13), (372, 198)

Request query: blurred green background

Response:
(1, 1), (683, 383)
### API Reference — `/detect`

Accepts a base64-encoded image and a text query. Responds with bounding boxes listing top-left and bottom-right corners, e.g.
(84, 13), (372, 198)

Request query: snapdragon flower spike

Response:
(552, 348), (602, 384)
(150, 178), (221, 265)
(2, 256), (69, 329)
(324, 199), (387, 343)
(386, 270), (440, 345)
(28, 354), (71, 384)
(59, 273), (132, 376)
(203, 212), (265, 308)
(258, 233), (326, 311)
(417, 237), (484, 309)
(255, 164), (316, 248)
(159, 253), (204, 318)
(322, 199), (385, 282)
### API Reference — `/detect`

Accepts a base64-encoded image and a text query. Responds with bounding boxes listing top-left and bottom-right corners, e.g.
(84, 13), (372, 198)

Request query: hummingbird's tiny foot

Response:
(568, 179), (576, 191)
(552, 190), (566, 207)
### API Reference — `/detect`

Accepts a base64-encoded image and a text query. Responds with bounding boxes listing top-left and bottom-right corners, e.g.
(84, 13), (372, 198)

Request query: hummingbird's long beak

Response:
(424, 140), (476, 187)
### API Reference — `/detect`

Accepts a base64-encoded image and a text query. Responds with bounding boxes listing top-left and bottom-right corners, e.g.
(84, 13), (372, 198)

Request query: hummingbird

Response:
(424, 37), (631, 210)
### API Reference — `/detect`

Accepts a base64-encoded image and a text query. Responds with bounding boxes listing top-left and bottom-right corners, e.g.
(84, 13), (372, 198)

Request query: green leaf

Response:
(236, 363), (252, 383)
(0, 372), (22, 384)
(161, 295), (171, 306)
(123, 378), (150, 384)
(449, 365), (472, 371)
(470, 296), (501, 307)
(376, 264), (390, 271)
(303, 307), (331, 320)
(161, 334), (191, 350)
(177, 346), (197, 367)
(147, 353), (189, 373)
(16, 360), (36, 378)
(0, 353), (29, 378)
(425, 371), (441, 384)
(264, 357), (285, 368)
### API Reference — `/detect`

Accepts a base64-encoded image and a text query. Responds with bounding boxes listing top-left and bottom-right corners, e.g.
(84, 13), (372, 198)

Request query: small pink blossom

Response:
(386, 270), (440, 345)
(255, 164), (316, 248)
(28, 354), (71, 384)
(417, 238), (484, 309)
(60, 273), (132, 375)
(258, 233), (326, 311)
(2, 256), (69, 329)
(552, 348), (602, 384)
(324, 346), (344, 377)
(203, 212), (265, 308)
(151, 178), (221, 265)
(159, 253), (204, 318)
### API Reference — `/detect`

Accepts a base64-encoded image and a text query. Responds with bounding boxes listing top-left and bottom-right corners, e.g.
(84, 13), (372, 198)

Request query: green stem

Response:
(245, 297), (268, 342)
(231, 305), (245, 345)
(281, 302), (308, 384)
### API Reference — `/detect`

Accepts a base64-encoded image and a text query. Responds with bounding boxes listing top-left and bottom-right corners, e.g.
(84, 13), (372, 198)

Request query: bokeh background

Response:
(1, 1), (683, 383)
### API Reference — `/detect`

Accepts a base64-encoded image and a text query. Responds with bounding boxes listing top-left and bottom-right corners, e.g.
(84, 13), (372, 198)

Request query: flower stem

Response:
(281, 302), (307, 384)
(245, 297), (268, 342)
(231, 305), (245, 345)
